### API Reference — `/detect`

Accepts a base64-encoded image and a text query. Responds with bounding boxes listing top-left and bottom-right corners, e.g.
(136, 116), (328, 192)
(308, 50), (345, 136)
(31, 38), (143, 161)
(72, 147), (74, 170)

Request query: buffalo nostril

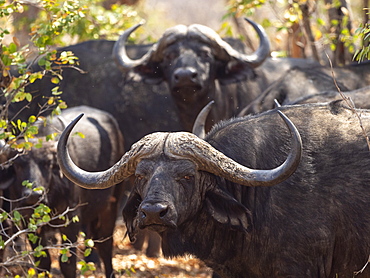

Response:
(159, 207), (168, 218)
(173, 68), (198, 84)
(141, 202), (169, 223)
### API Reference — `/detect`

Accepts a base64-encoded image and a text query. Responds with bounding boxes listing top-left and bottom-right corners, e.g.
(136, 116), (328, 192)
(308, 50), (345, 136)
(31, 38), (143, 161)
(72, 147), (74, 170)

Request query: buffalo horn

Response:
(166, 110), (301, 187)
(57, 114), (163, 189)
(58, 111), (301, 189)
(113, 18), (270, 72)
(239, 17), (270, 68)
(112, 23), (154, 72)
(192, 100), (214, 139)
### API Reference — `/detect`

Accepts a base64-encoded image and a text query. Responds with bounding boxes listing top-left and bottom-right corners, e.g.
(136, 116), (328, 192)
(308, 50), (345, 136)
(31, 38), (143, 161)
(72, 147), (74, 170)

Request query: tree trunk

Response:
(299, 1), (321, 62)
(324, 0), (354, 65)
(363, 0), (369, 48)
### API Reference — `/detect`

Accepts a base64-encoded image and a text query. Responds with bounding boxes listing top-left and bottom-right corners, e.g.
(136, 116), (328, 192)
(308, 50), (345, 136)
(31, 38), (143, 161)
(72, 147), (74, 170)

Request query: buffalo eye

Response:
(136, 174), (144, 181)
(198, 48), (212, 59)
(135, 173), (148, 185)
(179, 175), (194, 183)
(164, 51), (178, 61)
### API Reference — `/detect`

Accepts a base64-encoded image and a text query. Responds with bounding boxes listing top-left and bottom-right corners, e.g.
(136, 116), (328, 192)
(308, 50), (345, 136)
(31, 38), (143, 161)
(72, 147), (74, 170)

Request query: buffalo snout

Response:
(138, 201), (177, 231)
(173, 67), (199, 87)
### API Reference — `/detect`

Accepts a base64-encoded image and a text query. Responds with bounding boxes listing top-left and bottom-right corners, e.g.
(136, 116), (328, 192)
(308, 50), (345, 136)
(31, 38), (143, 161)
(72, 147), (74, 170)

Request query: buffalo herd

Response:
(2, 17), (370, 278)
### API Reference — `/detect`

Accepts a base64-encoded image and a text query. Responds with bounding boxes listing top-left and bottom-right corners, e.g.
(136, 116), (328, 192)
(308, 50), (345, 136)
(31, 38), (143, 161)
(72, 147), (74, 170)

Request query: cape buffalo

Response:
(240, 62), (370, 115)
(288, 85), (370, 108)
(57, 101), (370, 277)
(0, 106), (124, 277)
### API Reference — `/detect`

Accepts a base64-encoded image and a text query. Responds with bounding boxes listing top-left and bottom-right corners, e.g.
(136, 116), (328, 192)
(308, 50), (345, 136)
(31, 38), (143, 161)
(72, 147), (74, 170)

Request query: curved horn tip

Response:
(71, 113), (84, 126)
(244, 17), (252, 24)
(276, 110), (302, 149)
(65, 113), (84, 132)
(202, 100), (215, 111)
(276, 110), (289, 122)
(274, 99), (282, 108)
(125, 22), (144, 34)
(276, 110), (295, 130)
(243, 17), (260, 27)
(192, 100), (215, 139)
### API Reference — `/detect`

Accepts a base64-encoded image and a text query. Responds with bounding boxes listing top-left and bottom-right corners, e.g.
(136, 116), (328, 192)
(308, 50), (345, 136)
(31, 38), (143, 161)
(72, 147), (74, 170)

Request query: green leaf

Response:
(42, 215), (51, 223)
(75, 131), (85, 138)
(61, 252), (69, 263)
(28, 115), (37, 124)
(85, 238), (94, 248)
(0, 212), (8, 222)
(32, 186), (44, 192)
(61, 253), (69, 263)
(13, 210), (22, 222)
(0, 238), (5, 250)
(28, 223), (38, 232)
(29, 72), (43, 83)
(84, 248), (91, 257)
(28, 233), (39, 244)
(25, 93), (32, 102)
(51, 77), (60, 84)
(22, 180), (33, 188)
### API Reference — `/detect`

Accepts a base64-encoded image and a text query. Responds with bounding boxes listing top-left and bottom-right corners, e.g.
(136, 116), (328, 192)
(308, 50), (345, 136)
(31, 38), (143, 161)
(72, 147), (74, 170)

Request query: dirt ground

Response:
(109, 223), (213, 278)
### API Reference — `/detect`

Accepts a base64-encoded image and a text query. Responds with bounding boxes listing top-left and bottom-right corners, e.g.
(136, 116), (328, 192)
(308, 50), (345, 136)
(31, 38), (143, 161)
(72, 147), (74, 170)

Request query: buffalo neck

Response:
(171, 81), (225, 132)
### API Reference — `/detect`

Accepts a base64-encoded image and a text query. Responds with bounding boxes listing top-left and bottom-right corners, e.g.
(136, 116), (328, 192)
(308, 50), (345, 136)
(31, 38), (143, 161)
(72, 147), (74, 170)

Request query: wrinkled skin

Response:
(123, 101), (370, 277)
(0, 106), (124, 277)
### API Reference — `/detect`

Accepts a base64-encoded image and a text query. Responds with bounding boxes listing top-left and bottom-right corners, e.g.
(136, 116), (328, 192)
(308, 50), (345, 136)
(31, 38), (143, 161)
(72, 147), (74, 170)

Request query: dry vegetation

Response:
(2, 222), (213, 278)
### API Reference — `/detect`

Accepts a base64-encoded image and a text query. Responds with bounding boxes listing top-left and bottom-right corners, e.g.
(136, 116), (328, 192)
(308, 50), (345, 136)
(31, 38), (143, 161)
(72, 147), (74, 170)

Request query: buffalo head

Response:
(0, 139), (68, 208)
(57, 111), (301, 242)
(112, 18), (270, 128)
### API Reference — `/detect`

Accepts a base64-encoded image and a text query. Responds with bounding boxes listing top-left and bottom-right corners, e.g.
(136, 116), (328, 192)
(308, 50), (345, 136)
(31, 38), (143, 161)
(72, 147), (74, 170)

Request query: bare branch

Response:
(325, 51), (370, 150)
(1, 204), (81, 248)
(354, 255), (370, 276)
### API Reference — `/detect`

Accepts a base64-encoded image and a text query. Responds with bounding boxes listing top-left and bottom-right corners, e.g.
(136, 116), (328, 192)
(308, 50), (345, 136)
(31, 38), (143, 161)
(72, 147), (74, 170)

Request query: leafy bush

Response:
(0, 0), (141, 276)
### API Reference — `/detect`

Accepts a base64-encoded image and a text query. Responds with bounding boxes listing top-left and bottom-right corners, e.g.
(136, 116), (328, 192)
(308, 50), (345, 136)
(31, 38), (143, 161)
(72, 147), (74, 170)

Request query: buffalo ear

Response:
(130, 64), (164, 85)
(122, 192), (142, 243)
(205, 187), (250, 232)
(217, 61), (255, 85)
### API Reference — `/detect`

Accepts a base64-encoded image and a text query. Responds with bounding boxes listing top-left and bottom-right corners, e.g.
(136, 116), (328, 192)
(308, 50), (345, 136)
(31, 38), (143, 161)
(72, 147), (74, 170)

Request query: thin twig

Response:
(324, 51), (370, 151)
(354, 255), (370, 276)
(2, 205), (80, 248)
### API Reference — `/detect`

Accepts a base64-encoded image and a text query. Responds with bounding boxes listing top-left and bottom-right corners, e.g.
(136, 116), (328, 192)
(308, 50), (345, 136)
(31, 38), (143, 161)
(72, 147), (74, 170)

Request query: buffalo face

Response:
(123, 156), (204, 240)
(161, 41), (217, 102)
